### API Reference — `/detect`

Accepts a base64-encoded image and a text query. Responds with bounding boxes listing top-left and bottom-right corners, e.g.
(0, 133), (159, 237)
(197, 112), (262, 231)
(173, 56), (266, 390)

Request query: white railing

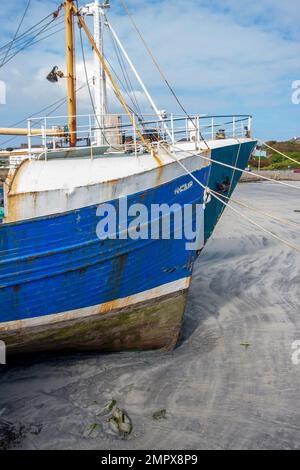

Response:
(24, 113), (253, 160)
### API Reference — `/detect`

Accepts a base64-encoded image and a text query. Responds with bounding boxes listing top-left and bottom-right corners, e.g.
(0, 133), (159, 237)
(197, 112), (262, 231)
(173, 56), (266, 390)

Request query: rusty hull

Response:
(1, 290), (188, 358)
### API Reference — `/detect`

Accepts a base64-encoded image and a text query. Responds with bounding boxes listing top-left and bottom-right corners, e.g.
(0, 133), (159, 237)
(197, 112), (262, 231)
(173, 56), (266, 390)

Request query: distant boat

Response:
(0, 0), (256, 357)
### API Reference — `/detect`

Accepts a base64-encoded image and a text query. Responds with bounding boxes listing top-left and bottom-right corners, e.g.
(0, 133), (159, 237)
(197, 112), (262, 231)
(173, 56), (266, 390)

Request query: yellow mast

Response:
(65, 0), (77, 147)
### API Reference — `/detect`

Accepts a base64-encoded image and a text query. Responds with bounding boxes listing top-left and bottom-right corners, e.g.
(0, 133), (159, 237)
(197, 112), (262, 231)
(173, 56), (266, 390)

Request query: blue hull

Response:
(205, 141), (256, 241)
(0, 166), (209, 326)
(0, 140), (255, 354)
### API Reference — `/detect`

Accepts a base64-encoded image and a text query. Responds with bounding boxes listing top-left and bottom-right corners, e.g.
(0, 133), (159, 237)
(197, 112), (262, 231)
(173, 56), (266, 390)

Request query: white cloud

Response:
(0, 0), (299, 140)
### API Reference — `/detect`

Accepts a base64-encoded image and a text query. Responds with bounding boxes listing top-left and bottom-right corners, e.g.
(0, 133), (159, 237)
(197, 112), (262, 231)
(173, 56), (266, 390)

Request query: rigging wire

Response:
(161, 143), (300, 255)
(0, 0), (32, 67)
(0, 17), (59, 69)
(78, 20), (144, 149)
(209, 185), (300, 254)
(1, 2), (297, 245)
(104, 54), (144, 119)
(120, 0), (298, 165)
(78, 14), (147, 127)
(0, 80), (93, 149)
(189, 151), (300, 230)
(0, 26), (65, 66)
(194, 142), (300, 229)
(35, 79), (94, 122)
(0, 18), (65, 62)
(105, 21), (144, 120)
(216, 191), (300, 230)
(0, 4), (64, 69)
(112, 37), (142, 117)
(112, 38), (143, 117)
(0, 11), (55, 53)
(119, 0), (210, 150)
(171, 142), (300, 192)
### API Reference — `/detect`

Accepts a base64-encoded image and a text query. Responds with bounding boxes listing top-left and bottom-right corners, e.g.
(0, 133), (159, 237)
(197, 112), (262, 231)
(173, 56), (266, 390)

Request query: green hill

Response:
(250, 140), (300, 170)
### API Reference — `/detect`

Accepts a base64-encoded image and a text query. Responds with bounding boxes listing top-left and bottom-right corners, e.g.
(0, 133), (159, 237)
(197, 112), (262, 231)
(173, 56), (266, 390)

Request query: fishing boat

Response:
(0, 1), (256, 356)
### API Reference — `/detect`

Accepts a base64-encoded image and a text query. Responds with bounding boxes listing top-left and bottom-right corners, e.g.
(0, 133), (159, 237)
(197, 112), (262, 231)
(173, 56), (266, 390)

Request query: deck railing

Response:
(2, 113), (253, 163)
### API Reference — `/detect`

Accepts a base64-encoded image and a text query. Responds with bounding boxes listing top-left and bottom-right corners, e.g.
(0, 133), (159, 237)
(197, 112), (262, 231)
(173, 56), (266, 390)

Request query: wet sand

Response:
(0, 182), (300, 450)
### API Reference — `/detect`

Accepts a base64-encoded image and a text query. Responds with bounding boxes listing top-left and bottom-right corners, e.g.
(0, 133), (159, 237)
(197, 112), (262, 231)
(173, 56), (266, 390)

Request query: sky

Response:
(0, 0), (300, 146)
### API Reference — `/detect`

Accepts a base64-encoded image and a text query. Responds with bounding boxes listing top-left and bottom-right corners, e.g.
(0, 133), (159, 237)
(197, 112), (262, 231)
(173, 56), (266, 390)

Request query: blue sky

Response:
(0, 0), (300, 144)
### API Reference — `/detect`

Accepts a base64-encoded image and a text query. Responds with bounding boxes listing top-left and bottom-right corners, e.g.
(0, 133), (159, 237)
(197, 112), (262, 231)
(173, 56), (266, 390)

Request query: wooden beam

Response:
(0, 128), (65, 136)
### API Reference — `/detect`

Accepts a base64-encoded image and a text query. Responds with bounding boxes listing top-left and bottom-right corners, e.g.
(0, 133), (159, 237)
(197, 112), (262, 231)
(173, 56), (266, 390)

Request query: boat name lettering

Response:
(174, 182), (193, 195)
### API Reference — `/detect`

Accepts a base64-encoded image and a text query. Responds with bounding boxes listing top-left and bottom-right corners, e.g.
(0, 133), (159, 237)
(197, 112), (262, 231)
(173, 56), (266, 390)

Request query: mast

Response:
(65, 0), (77, 147)
(81, 1), (109, 146)
(94, 1), (108, 145)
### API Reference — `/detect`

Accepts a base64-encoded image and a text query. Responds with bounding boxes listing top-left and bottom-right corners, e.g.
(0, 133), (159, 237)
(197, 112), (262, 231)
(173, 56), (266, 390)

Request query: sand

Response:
(0, 182), (300, 450)
(240, 170), (300, 183)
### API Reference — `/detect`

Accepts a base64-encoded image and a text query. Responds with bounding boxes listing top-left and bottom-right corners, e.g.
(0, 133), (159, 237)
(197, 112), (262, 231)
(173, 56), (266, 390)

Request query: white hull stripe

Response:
(0, 277), (191, 332)
(5, 149), (210, 222)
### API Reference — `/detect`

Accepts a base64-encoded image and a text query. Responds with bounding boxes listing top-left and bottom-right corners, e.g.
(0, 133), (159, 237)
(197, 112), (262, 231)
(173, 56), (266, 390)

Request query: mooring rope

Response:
(228, 138), (242, 195)
(209, 188), (300, 230)
(161, 144), (300, 254)
(171, 144), (300, 192)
